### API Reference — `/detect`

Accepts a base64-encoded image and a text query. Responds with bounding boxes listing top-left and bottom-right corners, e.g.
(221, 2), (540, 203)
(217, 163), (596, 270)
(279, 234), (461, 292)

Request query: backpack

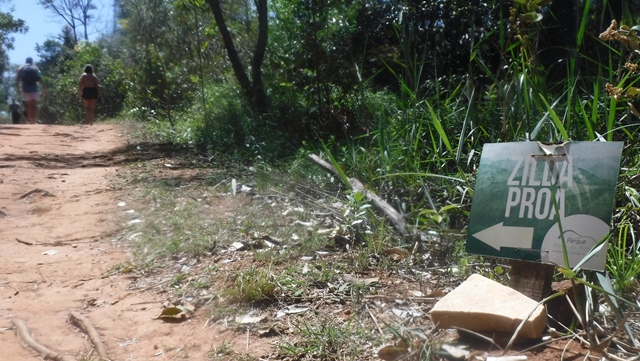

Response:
(21, 64), (40, 85)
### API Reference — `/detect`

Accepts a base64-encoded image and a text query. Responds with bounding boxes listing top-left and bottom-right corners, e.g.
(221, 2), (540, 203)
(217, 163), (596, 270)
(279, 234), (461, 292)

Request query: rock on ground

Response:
(430, 273), (547, 339)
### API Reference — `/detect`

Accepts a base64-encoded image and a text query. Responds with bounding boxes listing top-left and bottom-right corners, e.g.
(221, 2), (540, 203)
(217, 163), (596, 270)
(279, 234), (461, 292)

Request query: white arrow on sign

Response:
(472, 222), (534, 251)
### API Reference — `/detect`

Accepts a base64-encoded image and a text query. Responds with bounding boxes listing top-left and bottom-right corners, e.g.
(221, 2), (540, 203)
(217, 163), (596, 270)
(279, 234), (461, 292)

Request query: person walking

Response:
(15, 57), (47, 124)
(21, 99), (27, 119)
(78, 64), (100, 125)
(9, 98), (21, 124)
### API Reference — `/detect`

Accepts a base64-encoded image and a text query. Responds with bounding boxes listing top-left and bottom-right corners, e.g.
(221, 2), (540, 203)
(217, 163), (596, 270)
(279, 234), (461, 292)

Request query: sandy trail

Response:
(0, 124), (226, 360)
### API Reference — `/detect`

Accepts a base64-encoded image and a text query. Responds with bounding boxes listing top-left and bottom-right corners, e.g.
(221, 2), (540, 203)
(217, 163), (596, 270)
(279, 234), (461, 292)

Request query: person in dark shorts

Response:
(9, 98), (21, 124)
(15, 57), (47, 124)
(78, 64), (101, 125)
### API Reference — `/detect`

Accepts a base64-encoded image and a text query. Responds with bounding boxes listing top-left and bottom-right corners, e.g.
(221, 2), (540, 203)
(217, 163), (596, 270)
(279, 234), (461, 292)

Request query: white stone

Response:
(430, 273), (546, 339)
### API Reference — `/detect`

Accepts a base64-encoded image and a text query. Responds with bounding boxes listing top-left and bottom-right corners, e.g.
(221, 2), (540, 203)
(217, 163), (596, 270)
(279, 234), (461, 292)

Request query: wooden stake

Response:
(508, 260), (554, 301)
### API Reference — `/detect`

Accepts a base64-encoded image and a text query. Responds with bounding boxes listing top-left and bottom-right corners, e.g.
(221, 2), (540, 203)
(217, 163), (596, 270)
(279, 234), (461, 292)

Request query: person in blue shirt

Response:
(15, 57), (47, 124)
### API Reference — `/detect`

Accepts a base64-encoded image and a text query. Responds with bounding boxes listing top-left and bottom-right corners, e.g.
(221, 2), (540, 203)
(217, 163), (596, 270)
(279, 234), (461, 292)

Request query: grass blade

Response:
(424, 100), (453, 154)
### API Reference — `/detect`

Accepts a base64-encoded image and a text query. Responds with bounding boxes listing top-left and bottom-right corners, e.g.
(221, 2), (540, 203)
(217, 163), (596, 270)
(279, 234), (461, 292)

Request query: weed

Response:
(125, 179), (232, 260)
(77, 354), (96, 361)
(278, 316), (374, 361)
(115, 6), (640, 357)
(171, 273), (188, 287)
(607, 215), (640, 294)
(208, 305), (239, 322)
(226, 267), (279, 303)
(208, 340), (259, 361)
(309, 262), (341, 284)
(103, 261), (137, 276)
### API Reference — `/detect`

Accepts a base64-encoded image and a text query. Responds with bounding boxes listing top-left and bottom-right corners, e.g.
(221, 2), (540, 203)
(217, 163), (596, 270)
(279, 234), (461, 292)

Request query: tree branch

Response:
(308, 154), (409, 236)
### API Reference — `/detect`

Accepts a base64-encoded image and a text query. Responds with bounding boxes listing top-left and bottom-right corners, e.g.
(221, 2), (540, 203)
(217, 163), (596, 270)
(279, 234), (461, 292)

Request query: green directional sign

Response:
(466, 141), (623, 271)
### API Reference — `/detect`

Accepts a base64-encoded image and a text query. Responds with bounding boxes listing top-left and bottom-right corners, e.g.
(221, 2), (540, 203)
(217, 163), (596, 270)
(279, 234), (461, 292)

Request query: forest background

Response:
(0, 0), (640, 294)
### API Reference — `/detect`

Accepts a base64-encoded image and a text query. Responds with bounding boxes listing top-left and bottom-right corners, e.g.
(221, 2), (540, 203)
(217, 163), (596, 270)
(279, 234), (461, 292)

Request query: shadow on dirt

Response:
(0, 142), (193, 170)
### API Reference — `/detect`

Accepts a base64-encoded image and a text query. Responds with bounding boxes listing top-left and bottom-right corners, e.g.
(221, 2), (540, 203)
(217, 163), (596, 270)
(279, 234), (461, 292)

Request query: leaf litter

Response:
(112, 153), (640, 361)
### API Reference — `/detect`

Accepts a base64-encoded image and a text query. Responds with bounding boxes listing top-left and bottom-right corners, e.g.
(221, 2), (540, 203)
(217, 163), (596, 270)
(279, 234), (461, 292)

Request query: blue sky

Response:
(2, 0), (113, 65)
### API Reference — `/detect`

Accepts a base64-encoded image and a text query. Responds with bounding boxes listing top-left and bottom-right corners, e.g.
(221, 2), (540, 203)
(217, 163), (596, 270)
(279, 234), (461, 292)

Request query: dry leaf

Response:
(276, 305), (309, 318)
(257, 325), (281, 337)
(377, 343), (408, 361)
(441, 344), (470, 359)
(377, 345), (407, 361)
(179, 303), (195, 314)
(236, 314), (265, 324)
(397, 339), (408, 349)
(229, 241), (248, 251)
(384, 248), (409, 261)
(157, 307), (186, 319)
(427, 289), (446, 297)
(341, 274), (379, 285)
(391, 307), (423, 318)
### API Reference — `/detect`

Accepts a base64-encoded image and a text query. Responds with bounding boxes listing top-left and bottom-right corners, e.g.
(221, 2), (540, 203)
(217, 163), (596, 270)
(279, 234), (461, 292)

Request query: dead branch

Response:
(308, 154), (409, 236)
(49, 227), (125, 246)
(68, 311), (109, 360)
(111, 278), (173, 303)
(11, 318), (76, 361)
(16, 238), (35, 245)
(19, 188), (54, 199)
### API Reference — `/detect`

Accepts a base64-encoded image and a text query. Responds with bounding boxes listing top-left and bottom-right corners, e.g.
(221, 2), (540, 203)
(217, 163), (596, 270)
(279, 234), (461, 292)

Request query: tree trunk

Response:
(206, 0), (269, 114)
(251, 0), (268, 113)
(72, 25), (78, 44)
(206, 0), (252, 98)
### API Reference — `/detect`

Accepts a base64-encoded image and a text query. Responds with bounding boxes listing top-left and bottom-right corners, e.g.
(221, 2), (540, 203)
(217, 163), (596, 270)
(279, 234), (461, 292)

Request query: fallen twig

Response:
(519, 333), (579, 353)
(452, 326), (504, 350)
(364, 295), (438, 302)
(113, 278), (173, 303)
(68, 311), (109, 360)
(50, 228), (125, 246)
(16, 238), (34, 246)
(365, 304), (384, 336)
(19, 188), (54, 199)
(309, 154), (408, 236)
(11, 318), (76, 361)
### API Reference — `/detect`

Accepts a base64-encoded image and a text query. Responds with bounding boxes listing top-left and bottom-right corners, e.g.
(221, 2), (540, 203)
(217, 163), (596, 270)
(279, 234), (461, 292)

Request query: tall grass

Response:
(310, 2), (640, 301)
(138, 1), (640, 298)
(121, 3), (640, 358)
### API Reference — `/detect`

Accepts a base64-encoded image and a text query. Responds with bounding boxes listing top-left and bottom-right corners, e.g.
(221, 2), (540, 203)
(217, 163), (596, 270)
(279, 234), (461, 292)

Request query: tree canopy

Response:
(3, 0), (640, 149)
(38, 0), (97, 43)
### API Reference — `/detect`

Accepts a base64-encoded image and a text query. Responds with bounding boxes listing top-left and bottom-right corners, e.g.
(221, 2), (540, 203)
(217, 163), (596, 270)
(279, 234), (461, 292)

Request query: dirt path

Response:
(0, 124), (243, 360)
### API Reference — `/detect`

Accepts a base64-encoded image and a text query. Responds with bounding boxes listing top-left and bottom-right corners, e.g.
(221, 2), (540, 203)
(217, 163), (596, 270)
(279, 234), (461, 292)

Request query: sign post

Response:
(467, 141), (623, 288)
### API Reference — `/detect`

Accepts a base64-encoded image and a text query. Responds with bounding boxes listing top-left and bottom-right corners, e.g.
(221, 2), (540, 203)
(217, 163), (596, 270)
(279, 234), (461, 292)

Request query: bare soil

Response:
(0, 123), (629, 361)
(0, 124), (265, 360)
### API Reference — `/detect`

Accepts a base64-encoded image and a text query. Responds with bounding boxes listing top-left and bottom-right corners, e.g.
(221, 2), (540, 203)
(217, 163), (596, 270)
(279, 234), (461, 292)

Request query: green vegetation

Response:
(278, 316), (375, 360)
(13, 0), (640, 359)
